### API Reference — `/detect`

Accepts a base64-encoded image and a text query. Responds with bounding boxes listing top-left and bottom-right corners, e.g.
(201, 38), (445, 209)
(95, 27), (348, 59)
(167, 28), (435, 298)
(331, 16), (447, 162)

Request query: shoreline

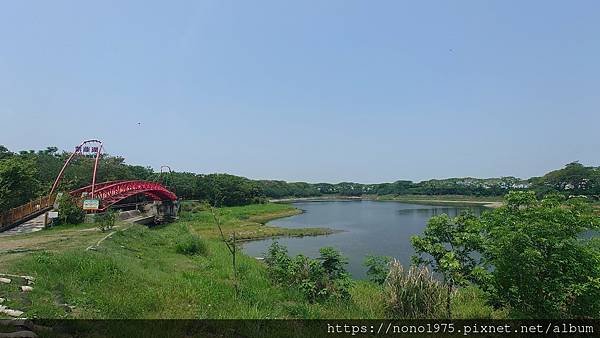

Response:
(270, 195), (503, 208)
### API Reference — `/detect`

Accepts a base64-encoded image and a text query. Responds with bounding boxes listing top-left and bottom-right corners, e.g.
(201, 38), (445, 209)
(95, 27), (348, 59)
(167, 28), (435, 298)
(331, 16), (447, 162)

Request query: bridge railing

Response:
(0, 194), (56, 232)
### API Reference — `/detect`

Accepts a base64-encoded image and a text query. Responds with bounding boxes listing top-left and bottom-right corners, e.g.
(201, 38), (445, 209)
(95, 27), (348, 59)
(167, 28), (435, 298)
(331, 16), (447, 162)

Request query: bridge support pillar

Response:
(143, 200), (179, 224)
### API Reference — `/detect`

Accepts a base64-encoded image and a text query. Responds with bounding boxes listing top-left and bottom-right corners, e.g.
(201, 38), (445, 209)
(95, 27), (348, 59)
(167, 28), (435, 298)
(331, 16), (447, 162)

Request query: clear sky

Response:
(1, 1), (599, 183)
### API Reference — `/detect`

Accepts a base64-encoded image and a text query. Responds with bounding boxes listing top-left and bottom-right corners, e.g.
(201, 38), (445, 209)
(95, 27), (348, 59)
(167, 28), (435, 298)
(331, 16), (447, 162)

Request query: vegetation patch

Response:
(384, 260), (446, 319)
(265, 242), (352, 302)
(175, 232), (208, 256)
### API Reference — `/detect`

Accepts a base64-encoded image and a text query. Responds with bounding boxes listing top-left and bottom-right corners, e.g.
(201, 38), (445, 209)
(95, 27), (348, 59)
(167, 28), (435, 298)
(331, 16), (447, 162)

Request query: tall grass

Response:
(384, 259), (446, 319)
(175, 234), (208, 256)
(173, 223), (208, 256)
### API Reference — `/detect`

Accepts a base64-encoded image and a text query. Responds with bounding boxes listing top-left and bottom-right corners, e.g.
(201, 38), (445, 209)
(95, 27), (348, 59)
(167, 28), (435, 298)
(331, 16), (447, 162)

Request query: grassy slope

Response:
(0, 203), (501, 320)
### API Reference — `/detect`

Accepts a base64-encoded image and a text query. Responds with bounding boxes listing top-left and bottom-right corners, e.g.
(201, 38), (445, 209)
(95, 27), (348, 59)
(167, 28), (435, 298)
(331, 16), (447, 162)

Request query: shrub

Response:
(264, 242), (351, 302)
(57, 194), (85, 225)
(288, 254), (328, 301)
(317, 247), (352, 299)
(364, 255), (391, 285)
(95, 210), (117, 232)
(264, 241), (291, 284)
(384, 260), (446, 319)
(175, 234), (208, 256)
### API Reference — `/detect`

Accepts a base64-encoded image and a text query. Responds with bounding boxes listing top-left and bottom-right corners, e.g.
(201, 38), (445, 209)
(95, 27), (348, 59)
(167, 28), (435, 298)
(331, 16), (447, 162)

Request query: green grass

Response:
(451, 286), (509, 319)
(0, 203), (500, 320)
(181, 203), (335, 241)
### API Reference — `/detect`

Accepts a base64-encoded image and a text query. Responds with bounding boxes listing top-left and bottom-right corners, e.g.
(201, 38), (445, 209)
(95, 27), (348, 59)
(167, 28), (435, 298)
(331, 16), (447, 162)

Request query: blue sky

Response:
(1, 1), (599, 183)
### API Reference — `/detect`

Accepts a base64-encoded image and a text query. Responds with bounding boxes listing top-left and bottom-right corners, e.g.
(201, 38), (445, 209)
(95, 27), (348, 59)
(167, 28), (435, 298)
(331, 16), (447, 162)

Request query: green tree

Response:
(318, 247), (352, 299)
(0, 156), (40, 211)
(411, 212), (482, 318)
(364, 255), (391, 285)
(477, 191), (600, 318)
(0, 145), (13, 160)
(197, 174), (264, 206)
(530, 162), (599, 197)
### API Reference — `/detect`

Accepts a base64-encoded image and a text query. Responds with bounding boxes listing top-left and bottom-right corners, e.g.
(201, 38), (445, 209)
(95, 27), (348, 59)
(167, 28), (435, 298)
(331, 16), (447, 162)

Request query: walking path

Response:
(0, 215), (46, 237)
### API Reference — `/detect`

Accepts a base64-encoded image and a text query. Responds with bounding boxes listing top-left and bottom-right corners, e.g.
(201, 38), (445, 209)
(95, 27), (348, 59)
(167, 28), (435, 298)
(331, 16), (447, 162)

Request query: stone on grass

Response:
(0, 277), (11, 284)
(0, 306), (24, 317)
(20, 286), (33, 292)
(0, 297), (5, 303)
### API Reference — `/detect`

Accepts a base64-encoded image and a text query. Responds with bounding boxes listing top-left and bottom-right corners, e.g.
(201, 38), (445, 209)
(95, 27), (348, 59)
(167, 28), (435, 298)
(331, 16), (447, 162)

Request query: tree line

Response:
(1, 145), (599, 212)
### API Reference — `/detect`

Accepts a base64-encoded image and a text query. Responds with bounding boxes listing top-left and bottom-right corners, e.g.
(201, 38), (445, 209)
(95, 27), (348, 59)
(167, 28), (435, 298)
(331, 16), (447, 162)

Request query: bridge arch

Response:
(71, 180), (177, 211)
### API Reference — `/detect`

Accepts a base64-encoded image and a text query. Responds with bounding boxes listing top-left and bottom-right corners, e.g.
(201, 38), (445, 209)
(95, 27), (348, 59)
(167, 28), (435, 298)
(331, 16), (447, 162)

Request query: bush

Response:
(317, 247), (352, 299)
(384, 260), (446, 319)
(57, 194), (85, 225)
(364, 255), (391, 285)
(95, 210), (117, 232)
(264, 241), (291, 284)
(264, 242), (351, 302)
(176, 234), (208, 256)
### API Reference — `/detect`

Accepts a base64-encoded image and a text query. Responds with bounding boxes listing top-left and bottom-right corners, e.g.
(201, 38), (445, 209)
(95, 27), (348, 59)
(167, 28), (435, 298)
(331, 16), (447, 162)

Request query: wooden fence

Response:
(0, 195), (56, 232)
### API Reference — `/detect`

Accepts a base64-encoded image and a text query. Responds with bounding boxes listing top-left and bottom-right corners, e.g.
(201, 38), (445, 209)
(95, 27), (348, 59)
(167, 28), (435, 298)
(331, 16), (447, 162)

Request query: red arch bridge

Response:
(70, 180), (177, 211)
(0, 180), (178, 232)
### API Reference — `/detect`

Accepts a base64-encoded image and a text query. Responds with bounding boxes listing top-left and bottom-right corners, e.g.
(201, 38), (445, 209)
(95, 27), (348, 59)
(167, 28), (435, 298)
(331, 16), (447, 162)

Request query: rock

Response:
(0, 298), (5, 303)
(0, 278), (11, 284)
(0, 274), (34, 281)
(0, 307), (24, 317)
(20, 286), (33, 292)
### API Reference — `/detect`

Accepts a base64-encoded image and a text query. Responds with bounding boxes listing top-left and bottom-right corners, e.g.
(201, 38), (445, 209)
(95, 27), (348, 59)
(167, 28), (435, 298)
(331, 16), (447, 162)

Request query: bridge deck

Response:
(0, 196), (55, 232)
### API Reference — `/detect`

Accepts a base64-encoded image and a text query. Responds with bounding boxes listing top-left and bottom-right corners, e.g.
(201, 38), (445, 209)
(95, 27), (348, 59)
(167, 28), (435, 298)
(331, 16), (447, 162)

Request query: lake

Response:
(242, 200), (485, 279)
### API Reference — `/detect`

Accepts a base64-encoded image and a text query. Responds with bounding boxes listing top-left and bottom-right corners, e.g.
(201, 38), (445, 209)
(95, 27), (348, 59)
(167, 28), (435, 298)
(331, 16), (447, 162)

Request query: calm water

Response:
(242, 200), (484, 279)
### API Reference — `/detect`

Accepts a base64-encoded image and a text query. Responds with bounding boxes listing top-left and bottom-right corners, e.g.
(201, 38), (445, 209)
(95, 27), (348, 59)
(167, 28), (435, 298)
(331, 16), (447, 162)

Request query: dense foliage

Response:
(412, 191), (600, 319)
(477, 192), (600, 318)
(0, 155), (39, 211)
(363, 255), (391, 286)
(529, 161), (600, 198)
(265, 242), (351, 302)
(56, 194), (86, 225)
